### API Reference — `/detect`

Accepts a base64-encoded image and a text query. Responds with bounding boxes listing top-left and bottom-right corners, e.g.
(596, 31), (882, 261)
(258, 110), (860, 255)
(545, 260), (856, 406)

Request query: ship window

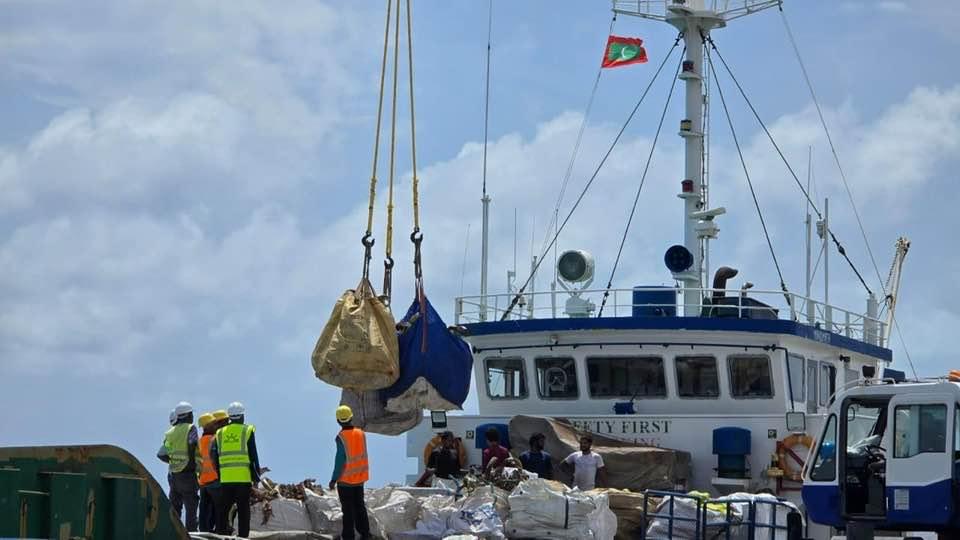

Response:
(484, 357), (527, 399)
(675, 356), (719, 398)
(820, 364), (837, 406)
(844, 368), (859, 385)
(787, 354), (805, 403)
(586, 356), (666, 398)
(894, 404), (947, 458)
(810, 414), (837, 481)
(807, 360), (819, 413)
(728, 355), (773, 399)
(535, 357), (579, 399)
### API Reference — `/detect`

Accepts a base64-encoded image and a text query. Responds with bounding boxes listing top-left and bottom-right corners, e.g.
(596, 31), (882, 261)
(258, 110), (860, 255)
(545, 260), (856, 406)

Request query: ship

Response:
(404, 1), (912, 538)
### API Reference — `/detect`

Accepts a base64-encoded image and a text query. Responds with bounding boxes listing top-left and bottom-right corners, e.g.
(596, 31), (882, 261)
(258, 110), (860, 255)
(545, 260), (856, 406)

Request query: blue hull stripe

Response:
(464, 316), (892, 361)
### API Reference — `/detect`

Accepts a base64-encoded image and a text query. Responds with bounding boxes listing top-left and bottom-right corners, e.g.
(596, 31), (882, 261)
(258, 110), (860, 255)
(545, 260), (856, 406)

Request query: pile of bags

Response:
(503, 479), (617, 540)
(239, 478), (629, 539)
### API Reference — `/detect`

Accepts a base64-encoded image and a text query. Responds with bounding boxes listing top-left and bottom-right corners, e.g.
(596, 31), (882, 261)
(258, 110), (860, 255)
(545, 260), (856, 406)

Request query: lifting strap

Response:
(406, 0), (423, 287)
(383, 0), (401, 302)
(363, 0), (395, 283)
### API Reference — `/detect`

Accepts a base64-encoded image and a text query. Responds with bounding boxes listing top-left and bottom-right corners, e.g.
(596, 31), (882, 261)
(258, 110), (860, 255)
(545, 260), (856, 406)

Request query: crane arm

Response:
(882, 236), (910, 343)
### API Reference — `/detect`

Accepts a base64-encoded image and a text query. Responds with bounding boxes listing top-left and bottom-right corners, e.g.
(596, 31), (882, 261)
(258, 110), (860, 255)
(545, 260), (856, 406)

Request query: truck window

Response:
(485, 357), (527, 399)
(810, 414), (837, 481)
(675, 356), (719, 398)
(728, 355), (773, 398)
(894, 404), (947, 458)
(586, 356), (666, 398)
(535, 357), (578, 399)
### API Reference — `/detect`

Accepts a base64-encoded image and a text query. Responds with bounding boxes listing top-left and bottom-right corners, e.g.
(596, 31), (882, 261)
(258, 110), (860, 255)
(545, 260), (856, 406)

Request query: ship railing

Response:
(454, 287), (886, 347)
(613, 0), (781, 21)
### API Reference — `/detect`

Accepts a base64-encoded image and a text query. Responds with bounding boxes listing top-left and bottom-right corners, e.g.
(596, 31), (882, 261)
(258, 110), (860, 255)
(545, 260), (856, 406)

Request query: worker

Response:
(211, 401), (261, 538)
(157, 401), (200, 531)
(328, 405), (371, 540)
(423, 431), (467, 468)
(196, 413), (220, 533)
(426, 431), (462, 480)
(560, 434), (607, 490)
(519, 433), (553, 479)
(481, 427), (510, 472)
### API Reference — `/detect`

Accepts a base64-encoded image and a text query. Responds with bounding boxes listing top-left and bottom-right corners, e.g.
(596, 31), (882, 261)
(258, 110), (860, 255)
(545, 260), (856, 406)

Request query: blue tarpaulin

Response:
(381, 294), (473, 410)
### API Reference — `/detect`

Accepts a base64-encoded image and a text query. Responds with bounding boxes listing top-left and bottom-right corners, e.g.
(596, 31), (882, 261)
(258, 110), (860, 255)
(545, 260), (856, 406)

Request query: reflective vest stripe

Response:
(337, 428), (369, 485)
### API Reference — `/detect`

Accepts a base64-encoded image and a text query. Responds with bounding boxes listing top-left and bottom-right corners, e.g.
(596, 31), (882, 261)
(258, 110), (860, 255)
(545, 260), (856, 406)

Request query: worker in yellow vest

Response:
(210, 401), (261, 538)
(157, 401), (200, 531)
(328, 405), (371, 540)
(196, 412), (220, 533)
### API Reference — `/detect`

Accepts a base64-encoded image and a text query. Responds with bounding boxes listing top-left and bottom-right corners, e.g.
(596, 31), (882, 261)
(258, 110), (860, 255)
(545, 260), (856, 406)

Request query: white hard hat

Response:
(174, 401), (193, 416)
(227, 402), (245, 418)
(168, 409), (177, 425)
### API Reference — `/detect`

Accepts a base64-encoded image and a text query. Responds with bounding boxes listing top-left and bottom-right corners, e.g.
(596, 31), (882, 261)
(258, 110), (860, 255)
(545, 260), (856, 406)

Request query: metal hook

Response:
(361, 233), (375, 249)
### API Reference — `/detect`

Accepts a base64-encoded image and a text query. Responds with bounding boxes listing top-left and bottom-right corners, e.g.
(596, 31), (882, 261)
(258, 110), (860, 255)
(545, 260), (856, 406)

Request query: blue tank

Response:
(632, 286), (676, 317)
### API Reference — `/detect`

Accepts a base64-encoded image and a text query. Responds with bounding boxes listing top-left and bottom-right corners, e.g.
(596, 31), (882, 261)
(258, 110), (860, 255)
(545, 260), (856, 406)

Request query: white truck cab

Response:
(802, 378), (960, 538)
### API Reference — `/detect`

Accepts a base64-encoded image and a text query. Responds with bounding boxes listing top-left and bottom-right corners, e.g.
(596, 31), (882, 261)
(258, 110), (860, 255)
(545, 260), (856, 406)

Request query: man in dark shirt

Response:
(481, 427), (510, 472)
(427, 431), (461, 479)
(519, 433), (553, 479)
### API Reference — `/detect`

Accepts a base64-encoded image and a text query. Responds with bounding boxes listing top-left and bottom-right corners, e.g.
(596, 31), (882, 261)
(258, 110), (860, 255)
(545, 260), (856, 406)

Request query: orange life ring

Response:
(778, 433), (814, 482)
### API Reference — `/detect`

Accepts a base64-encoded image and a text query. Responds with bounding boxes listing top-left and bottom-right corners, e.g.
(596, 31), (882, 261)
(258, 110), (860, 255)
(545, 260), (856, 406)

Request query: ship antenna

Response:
(479, 0), (493, 321)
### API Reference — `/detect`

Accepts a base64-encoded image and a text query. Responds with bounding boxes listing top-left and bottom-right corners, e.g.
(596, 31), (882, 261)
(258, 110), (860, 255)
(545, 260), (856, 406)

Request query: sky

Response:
(1, 0), (959, 487)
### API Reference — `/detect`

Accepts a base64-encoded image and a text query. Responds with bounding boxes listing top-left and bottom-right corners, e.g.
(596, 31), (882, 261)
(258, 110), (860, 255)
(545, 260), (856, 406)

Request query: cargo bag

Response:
(382, 294), (473, 412)
(340, 388), (421, 436)
(312, 278), (400, 391)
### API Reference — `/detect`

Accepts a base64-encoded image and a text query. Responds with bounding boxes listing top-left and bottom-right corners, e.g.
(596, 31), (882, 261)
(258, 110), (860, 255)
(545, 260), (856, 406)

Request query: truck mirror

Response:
(786, 411), (806, 432)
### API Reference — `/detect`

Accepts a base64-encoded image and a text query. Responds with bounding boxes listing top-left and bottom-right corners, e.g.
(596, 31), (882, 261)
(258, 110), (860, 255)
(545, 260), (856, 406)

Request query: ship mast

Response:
(614, 0), (780, 315)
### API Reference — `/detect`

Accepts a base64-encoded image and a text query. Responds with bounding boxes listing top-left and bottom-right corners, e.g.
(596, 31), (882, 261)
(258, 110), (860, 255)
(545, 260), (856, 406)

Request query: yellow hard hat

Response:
(212, 410), (229, 421)
(198, 413), (215, 428)
(336, 405), (354, 423)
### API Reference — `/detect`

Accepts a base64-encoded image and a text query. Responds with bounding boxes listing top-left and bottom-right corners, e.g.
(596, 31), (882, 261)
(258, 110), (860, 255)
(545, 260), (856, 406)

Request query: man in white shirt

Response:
(560, 434), (607, 490)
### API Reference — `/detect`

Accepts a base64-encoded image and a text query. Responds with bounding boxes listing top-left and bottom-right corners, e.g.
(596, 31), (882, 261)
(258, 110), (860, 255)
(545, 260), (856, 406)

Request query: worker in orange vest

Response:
(328, 405), (371, 540)
(196, 412), (220, 533)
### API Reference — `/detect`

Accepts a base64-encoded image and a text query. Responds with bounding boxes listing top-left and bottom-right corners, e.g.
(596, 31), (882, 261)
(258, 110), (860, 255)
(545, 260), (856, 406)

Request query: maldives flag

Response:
(601, 35), (648, 68)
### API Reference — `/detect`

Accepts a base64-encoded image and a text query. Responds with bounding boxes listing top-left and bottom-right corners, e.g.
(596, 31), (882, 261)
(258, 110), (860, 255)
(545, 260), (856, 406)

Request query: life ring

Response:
(778, 433), (814, 482)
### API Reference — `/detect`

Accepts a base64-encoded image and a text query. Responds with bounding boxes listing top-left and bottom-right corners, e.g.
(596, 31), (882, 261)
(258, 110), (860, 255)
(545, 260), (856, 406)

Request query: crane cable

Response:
(706, 42), (791, 307)
(362, 0), (395, 283)
(597, 49), (684, 317)
(501, 35), (684, 321)
(704, 35), (873, 297)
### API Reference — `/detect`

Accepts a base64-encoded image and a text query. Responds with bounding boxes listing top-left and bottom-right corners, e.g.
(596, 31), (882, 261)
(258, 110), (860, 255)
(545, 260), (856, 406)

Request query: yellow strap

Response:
(405, 0), (420, 232)
(367, 0), (393, 237)
(385, 0), (400, 261)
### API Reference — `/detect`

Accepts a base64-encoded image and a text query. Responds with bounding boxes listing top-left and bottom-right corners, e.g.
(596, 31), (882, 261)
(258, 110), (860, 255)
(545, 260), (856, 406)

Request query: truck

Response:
(802, 375), (960, 540)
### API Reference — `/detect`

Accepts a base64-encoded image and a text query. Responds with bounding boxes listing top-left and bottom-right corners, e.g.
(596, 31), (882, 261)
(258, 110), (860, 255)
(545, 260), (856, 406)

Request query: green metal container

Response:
(0, 445), (187, 539)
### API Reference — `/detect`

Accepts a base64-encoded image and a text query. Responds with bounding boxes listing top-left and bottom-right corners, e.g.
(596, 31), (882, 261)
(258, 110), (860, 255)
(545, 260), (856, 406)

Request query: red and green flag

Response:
(601, 35), (648, 68)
